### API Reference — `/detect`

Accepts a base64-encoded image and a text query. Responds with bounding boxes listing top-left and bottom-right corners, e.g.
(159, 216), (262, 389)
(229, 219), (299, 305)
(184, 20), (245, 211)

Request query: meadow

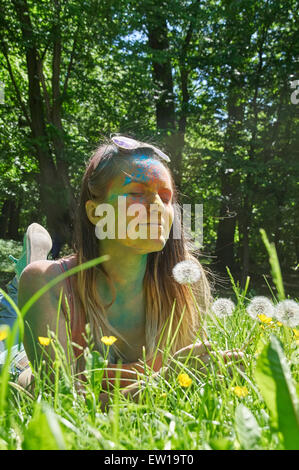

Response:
(0, 232), (298, 451)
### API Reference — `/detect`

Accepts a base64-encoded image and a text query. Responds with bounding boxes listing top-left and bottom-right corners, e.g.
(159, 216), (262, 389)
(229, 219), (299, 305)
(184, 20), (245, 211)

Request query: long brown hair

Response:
(71, 139), (212, 361)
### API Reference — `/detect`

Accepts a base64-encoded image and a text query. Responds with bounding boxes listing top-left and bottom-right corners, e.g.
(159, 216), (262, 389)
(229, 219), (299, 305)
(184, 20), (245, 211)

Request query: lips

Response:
(139, 223), (163, 227)
(139, 217), (164, 226)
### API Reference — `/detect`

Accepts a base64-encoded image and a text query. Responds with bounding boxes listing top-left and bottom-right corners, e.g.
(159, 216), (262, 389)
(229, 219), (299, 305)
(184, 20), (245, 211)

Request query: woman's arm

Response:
(101, 353), (163, 390)
(166, 341), (245, 377)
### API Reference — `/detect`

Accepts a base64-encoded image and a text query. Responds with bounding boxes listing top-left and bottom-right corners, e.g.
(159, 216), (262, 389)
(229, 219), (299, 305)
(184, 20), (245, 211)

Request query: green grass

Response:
(0, 239), (23, 290)
(0, 236), (298, 450)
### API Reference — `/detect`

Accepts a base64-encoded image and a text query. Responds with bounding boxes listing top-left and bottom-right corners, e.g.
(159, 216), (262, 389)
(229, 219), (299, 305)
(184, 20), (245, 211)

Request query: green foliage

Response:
(0, 266), (298, 449)
(260, 229), (285, 301)
(254, 335), (299, 450)
(0, 0), (299, 449)
(235, 404), (261, 450)
(0, 0), (298, 282)
(22, 402), (66, 450)
(0, 239), (22, 274)
(84, 349), (107, 392)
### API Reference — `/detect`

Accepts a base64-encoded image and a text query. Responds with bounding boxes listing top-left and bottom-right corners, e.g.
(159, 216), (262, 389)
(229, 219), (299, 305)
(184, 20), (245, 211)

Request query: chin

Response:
(127, 236), (168, 254)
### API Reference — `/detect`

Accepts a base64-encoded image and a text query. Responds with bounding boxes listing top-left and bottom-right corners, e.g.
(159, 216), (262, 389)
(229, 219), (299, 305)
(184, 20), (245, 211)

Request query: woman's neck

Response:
(97, 239), (148, 294)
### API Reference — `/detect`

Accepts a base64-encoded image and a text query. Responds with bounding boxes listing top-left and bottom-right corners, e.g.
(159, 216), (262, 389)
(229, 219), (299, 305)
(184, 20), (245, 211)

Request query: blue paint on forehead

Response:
(123, 154), (164, 185)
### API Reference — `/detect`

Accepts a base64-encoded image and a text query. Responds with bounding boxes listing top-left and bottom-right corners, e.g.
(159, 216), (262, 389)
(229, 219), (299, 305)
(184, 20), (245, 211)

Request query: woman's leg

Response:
(0, 223), (53, 351)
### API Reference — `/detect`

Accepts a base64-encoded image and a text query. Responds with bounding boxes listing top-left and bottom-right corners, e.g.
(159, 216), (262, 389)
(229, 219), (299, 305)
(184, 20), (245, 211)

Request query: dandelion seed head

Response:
(246, 296), (275, 320)
(172, 260), (202, 285)
(211, 298), (235, 317)
(273, 300), (299, 327)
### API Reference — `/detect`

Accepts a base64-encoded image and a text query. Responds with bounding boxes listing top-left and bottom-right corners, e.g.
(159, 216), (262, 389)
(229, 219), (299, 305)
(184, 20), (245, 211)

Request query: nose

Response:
(150, 192), (164, 207)
(147, 193), (165, 222)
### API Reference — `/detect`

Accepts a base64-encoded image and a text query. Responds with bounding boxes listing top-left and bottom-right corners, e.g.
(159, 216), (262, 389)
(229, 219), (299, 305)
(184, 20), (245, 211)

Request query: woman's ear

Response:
(85, 200), (100, 226)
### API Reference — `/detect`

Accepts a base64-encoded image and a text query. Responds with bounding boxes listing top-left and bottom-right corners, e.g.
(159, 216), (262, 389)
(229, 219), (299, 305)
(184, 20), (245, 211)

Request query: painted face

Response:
(97, 153), (175, 253)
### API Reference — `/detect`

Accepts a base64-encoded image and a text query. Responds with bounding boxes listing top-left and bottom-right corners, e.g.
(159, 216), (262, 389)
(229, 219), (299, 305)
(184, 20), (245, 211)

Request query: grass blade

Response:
(254, 335), (299, 449)
(260, 229), (285, 301)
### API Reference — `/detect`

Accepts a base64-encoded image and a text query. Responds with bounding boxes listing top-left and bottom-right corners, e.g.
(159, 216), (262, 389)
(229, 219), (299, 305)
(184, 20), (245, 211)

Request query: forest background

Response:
(0, 0), (298, 297)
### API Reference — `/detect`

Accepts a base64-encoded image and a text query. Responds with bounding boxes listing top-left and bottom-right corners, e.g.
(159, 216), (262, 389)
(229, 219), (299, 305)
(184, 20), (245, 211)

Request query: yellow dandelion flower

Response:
(277, 322), (283, 327)
(178, 373), (192, 387)
(258, 314), (272, 325)
(293, 329), (299, 338)
(38, 336), (51, 346)
(0, 327), (9, 342)
(101, 336), (117, 346)
(233, 386), (248, 398)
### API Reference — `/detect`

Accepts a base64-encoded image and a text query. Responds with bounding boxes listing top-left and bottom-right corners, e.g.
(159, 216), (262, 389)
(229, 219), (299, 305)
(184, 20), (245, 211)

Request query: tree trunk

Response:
(0, 200), (11, 238)
(146, 15), (176, 132)
(239, 30), (267, 283)
(12, 0), (74, 246)
(215, 173), (239, 272)
(238, 193), (251, 286)
(145, 8), (184, 188)
(7, 197), (21, 240)
(214, 76), (244, 272)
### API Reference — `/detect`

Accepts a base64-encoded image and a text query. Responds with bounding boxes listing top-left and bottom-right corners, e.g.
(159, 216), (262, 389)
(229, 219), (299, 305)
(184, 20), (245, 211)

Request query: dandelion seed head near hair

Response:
(71, 136), (212, 362)
(273, 300), (299, 328)
(211, 298), (235, 318)
(172, 259), (202, 285)
(247, 296), (275, 320)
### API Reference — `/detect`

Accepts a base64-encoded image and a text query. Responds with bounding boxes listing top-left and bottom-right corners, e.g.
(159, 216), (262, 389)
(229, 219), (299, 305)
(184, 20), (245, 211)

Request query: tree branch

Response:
(37, 53), (52, 123)
(61, 28), (78, 100)
(178, 0), (200, 133)
(51, 0), (62, 119)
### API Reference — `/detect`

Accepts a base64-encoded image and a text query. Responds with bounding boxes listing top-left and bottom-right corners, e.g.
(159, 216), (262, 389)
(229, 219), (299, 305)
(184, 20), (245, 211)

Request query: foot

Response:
(9, 223), (53, 279)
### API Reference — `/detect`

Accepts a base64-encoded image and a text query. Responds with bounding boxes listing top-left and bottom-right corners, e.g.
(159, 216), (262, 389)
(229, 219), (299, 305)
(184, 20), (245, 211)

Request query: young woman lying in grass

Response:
(15, 136), (244, 408)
